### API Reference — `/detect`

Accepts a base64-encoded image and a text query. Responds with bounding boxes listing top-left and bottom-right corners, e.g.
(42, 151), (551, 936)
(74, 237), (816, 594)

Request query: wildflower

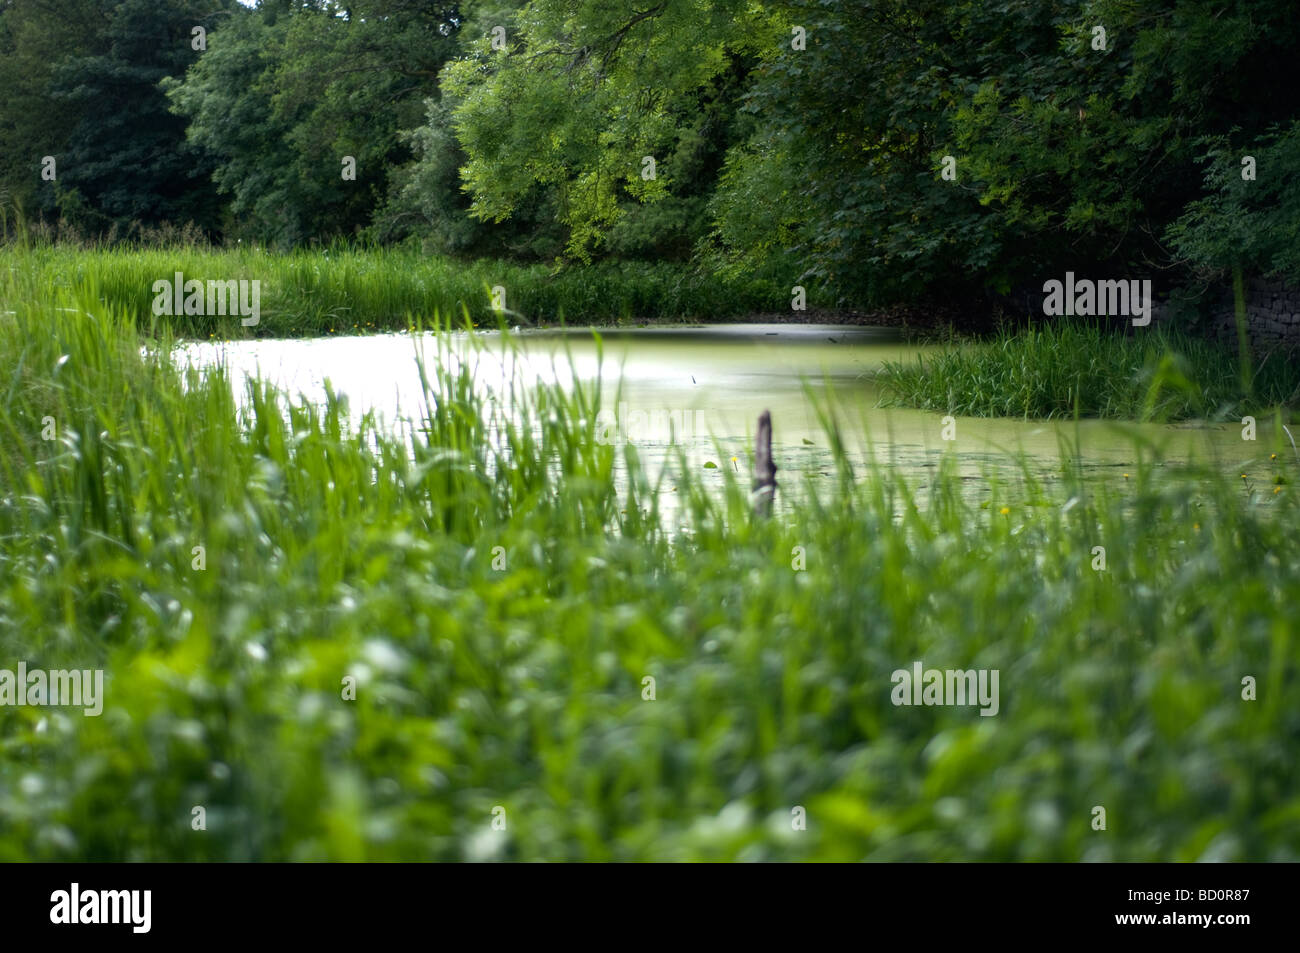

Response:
(999, 507), (1010, 515)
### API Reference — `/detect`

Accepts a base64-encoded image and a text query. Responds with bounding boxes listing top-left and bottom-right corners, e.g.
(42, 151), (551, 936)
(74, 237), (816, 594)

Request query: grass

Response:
(0, 241), (793, 338)
(877, 320), (1300, 422)
(1, 273), (1298, 861)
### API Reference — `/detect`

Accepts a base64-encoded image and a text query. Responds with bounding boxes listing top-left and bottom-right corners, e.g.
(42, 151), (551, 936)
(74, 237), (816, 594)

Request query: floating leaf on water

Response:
(703, 461), (717, 469)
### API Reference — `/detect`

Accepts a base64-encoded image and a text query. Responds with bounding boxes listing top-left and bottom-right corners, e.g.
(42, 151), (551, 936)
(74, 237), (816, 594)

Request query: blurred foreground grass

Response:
(0, 276), (1298, 861)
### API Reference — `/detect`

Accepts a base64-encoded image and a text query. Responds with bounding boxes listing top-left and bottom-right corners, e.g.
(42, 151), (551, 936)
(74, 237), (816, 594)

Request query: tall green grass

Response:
(878, 321), (1300, 421)
(0, 279), (1297, 861)
(1, 242), (790, 338)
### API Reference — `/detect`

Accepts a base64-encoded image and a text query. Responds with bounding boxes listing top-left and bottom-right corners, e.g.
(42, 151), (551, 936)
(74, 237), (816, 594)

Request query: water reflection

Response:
(177, 324), (1255, 509)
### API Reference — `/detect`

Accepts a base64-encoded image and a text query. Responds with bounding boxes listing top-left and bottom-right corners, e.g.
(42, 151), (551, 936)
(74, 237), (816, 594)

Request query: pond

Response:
(178, 323), (1254, 506)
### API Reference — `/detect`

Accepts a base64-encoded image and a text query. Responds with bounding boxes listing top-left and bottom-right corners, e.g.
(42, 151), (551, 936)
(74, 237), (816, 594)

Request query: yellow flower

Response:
(1193, 523), (1200, 531)
(1274, 486), (1282, 494)
(999, 507), (1010, 515)
(1271, 453), (1278, 460)
(1123, 473), (1130, 479)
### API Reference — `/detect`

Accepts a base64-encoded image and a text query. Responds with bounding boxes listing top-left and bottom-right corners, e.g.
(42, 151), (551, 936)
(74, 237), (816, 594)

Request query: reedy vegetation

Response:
(878, 322), (1300, 422)
(0, 273), (1297, 861)
(4, 243), (792, 337)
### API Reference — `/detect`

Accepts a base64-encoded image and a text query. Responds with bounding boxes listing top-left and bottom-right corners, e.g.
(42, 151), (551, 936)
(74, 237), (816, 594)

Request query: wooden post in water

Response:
(753, 410), (777, 517)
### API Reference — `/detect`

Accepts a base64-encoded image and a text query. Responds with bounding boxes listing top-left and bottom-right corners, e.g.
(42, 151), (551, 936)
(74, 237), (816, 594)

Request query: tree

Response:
(440, 0), (762, 262)
(48, 0), (234, 235)
(168, 0), (464, 245)
(0, 0), (104, 228)
(1168, 122), (1300, 280)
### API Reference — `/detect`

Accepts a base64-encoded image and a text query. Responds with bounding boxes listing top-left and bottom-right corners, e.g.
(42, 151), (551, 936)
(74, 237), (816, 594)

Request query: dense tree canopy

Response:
(1, 0), (1298, 312)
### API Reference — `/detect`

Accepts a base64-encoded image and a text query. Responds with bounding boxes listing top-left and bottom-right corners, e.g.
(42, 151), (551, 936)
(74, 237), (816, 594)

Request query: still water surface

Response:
(178, 324), (1255, 504)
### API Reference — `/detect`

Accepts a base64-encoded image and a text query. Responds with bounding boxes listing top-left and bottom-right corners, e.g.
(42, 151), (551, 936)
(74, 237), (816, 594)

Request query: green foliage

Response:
(0, 0), (104, 226)
(442, 0), (759, 262)
(4, 0), (1300, 305)
(47, 0), (231, 234)
(3, 244), (790, 334)
(1167, 122), (1300, 278)
(438, 0), (1300, 300)
(878, 321), (1300, 421)
(167, 0), (462, 246)
(162, 9), (302, 243)
(943, 0), (1300, 285)
(2, 278), (1298, 860)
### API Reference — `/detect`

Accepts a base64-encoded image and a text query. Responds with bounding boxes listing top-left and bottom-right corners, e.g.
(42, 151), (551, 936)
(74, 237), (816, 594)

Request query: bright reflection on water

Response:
(177, 324), (1254, 509)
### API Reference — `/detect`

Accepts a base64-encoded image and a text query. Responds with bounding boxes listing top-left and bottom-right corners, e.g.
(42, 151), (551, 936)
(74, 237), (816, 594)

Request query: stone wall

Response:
(1151, 277), (1300, 353)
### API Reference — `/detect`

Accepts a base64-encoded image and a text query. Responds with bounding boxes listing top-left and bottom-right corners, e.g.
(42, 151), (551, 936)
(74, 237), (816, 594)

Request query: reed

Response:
(1, 275), (1296, 861)
(878, 320), (1300, 421)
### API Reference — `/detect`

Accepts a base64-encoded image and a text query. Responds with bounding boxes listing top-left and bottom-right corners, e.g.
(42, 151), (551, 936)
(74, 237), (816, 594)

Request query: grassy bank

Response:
(1, 280), (1298, 861)
(1, 242), (794, 337)
(878, 321), (1300, 422)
